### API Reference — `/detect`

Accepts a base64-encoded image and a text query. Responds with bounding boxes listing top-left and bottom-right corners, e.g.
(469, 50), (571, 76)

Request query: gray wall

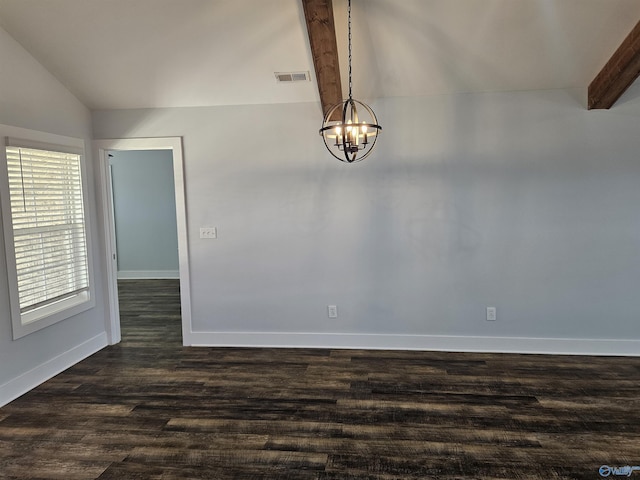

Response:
(0, 26), (107, 404)
(109, 149), (179, 277)
(93, 86), (640, 353)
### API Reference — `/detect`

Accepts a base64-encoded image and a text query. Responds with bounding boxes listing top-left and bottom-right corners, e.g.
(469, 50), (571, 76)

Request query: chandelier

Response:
(319, 0), (382, 163)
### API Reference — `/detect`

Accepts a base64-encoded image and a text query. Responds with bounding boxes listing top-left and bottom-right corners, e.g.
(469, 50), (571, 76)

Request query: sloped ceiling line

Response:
(588, 19), (640, 109)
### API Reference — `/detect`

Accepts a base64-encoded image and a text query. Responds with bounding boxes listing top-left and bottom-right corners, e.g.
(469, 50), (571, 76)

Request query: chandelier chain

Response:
(348, 0), (352, 100)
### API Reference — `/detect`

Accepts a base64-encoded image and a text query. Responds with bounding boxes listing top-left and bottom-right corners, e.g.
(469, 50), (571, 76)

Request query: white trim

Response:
(93, 138), (192, 346)
(95, 144), (120, 344)
(0, 332), (107, 407)
(117, 270), (179, 279)
(185, 331), (640, 357)
(6, 137), (83, 155)
(20, 291), (91, 330)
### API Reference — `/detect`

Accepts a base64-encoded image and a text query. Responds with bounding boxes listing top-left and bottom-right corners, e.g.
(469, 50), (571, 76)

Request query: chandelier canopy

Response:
(319, 0), (381, 163)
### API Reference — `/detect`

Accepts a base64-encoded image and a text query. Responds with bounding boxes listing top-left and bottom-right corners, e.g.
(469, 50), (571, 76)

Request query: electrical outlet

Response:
(327, 305), (338, 318)
(486, 307), (497, 321)
(200, 227), (217, 239)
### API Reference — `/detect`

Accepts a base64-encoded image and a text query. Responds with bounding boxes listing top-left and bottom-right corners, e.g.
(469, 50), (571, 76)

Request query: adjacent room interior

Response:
(1, 0), (640, 478)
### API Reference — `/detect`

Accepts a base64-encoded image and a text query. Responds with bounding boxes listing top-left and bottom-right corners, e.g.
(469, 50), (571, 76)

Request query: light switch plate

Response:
(200, 227), (217, 239)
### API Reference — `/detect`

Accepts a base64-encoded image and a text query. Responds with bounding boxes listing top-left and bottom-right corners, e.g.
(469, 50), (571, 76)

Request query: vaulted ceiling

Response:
(1, 0), (639, 111)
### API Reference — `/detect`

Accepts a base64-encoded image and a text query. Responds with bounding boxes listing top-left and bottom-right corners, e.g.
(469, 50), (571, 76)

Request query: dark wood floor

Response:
(1, 279), (640, 479)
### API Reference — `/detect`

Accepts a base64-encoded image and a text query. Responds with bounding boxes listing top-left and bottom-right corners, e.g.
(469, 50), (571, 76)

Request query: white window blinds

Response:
(5, 145), (90, 315)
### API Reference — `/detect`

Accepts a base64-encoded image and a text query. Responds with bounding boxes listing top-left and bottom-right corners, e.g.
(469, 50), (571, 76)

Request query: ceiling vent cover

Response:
(275, 71), (310, 83)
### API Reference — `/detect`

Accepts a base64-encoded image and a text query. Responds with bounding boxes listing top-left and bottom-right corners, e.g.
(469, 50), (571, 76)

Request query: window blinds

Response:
(5, 146), (89, 314)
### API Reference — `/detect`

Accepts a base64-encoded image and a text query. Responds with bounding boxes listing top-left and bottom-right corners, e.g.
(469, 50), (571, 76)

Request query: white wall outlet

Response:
(200, 227), (217, 239)
(327, 305), (338, 318)
(486, 307), (497, 321)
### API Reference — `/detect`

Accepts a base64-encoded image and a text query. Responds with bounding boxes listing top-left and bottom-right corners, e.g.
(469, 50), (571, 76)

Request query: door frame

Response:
(94, 137), (191, 345)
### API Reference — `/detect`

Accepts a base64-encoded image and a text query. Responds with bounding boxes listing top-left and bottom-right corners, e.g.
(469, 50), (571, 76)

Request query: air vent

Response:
(275, 71), (310, 83)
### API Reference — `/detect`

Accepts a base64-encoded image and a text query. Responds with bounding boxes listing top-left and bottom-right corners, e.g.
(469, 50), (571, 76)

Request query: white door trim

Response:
(93, 138), (192, 345)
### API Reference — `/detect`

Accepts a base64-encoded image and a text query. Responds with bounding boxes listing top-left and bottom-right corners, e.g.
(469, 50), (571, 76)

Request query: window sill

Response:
(12, 292), (95, 340)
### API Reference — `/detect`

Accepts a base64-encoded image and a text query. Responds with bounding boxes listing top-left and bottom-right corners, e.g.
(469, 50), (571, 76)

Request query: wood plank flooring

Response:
(1, 279), (640, 479)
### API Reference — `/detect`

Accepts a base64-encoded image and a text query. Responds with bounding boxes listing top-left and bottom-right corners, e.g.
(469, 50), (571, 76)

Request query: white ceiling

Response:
(0, 0), (639, 111)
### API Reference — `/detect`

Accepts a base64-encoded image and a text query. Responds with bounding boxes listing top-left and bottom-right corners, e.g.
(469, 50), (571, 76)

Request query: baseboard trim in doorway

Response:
(0, 333), (108, 407)
(117, 270), (179, 279)
(184, 331), (640, 357)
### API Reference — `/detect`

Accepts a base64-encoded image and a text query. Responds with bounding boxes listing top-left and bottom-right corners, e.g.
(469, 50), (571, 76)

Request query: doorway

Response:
(109, 149), (178, 279)
(94, 138), (192, 345)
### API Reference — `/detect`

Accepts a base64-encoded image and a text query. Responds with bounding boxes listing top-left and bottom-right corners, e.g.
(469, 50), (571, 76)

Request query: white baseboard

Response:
(184, 331), (640, 357)
(0, 333), (108, 407)
(117, 270), (179, 279)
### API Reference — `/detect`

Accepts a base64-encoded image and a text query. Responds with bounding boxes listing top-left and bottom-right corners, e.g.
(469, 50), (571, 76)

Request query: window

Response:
(1, 137), (94, 339)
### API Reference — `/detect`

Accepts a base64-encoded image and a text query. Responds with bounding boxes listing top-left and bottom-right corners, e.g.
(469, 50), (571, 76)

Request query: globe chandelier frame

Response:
(319, 0), (382, 163)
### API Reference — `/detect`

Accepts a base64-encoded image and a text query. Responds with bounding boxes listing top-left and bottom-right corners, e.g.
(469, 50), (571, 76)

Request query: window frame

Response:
(0, 133), (95, 339)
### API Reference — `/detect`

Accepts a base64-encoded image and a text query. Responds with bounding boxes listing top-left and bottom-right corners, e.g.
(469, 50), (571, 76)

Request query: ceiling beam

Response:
(302, 0), (343, 118)
(588, 20), (640, 110)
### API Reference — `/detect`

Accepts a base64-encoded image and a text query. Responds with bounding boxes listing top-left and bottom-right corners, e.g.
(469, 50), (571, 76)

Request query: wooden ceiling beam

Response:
(302, 0), (343, 118)
(588, 20), (640, 110)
